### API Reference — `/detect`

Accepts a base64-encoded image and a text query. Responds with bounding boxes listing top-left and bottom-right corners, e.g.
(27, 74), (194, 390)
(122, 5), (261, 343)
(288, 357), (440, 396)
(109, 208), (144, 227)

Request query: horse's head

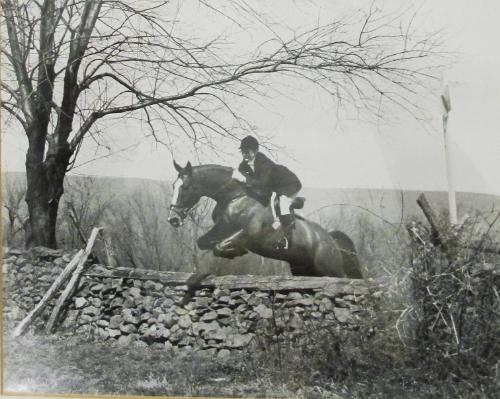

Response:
(167, 160), (202, 227)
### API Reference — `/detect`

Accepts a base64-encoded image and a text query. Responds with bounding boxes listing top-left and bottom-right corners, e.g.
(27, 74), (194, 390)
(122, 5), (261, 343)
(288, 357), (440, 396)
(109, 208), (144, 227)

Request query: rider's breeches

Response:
(279, 195), (295, 215)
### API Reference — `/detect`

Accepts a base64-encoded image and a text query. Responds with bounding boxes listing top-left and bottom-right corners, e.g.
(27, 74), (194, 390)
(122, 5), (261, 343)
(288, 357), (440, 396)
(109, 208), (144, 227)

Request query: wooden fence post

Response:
(45, 227), (102, 334)
(13, 249), (84, 337)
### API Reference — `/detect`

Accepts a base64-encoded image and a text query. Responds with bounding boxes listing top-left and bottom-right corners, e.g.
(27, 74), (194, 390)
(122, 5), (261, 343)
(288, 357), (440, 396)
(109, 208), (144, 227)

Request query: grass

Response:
(3, 331), (345, 398)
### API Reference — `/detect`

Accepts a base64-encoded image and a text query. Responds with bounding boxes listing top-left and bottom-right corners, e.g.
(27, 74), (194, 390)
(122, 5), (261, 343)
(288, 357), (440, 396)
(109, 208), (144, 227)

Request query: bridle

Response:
(169, 203), (191, 219)
(169, 170), (242, 221)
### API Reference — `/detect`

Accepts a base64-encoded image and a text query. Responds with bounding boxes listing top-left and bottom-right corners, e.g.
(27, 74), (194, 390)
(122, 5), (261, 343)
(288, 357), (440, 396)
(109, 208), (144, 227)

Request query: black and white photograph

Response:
(1, 0), (499, 398)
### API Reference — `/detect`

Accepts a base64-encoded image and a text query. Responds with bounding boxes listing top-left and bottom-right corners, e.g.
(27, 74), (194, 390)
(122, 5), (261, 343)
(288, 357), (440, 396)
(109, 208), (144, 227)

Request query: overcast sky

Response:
(2, 0), (499, 195)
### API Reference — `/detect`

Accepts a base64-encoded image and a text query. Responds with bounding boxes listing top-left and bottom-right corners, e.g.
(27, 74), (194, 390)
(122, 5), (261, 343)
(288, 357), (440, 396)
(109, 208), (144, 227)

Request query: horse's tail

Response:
(329, 230), (363, 279)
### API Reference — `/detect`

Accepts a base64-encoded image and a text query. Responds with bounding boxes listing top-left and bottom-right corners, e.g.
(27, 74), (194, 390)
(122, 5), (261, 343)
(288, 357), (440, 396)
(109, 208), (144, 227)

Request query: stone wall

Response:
(3, 248), (381, 357)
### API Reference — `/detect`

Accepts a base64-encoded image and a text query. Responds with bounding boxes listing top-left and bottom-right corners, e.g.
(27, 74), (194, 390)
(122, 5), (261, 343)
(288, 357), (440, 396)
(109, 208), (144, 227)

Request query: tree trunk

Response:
(24, 128), (71, 249)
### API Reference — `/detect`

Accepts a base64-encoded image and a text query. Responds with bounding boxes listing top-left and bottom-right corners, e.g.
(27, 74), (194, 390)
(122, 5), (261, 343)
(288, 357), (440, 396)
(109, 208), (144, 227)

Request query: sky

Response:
(2, 0), (499, 196)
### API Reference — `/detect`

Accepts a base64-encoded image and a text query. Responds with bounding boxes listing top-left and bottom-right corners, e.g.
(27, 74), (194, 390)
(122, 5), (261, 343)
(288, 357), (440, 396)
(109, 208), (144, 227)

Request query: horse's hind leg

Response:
(329, 230), (363, 279)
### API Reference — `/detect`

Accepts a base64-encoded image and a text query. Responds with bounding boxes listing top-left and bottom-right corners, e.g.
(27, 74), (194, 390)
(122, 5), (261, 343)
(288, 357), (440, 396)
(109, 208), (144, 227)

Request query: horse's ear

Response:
(185, 161), (193, 175)
(173, 160), (183, 173)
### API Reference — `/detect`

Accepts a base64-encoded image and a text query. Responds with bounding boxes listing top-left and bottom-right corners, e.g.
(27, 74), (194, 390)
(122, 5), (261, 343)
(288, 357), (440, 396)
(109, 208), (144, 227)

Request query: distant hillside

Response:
(3, 171), (499, 223)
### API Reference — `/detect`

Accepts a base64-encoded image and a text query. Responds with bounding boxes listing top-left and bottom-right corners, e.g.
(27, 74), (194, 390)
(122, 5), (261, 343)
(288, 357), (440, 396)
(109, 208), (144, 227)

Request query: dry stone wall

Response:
(3, 248), (381, 357)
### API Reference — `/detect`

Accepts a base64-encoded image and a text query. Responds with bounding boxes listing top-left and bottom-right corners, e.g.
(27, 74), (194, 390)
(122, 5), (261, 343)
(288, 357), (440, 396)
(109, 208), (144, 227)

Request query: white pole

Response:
(441, 85), (458, 225)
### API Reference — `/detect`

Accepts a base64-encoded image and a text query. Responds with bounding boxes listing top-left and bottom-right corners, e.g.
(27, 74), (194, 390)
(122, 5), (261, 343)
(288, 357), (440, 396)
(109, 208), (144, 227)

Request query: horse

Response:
(167, 161), (363, 278)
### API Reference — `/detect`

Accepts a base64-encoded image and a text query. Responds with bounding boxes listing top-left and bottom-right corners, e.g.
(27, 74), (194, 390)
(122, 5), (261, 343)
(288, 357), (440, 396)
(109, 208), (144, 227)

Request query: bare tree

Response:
(1, 0), (442, 248)
(2, 175), (27, 247)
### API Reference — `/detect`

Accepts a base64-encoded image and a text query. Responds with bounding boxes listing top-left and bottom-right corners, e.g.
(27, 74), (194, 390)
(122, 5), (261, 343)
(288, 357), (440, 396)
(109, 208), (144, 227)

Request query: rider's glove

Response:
(231, 168), (245, 182)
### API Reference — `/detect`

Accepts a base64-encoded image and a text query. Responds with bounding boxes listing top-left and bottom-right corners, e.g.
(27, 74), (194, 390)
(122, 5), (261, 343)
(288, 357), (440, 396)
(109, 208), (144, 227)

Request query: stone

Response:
(199, 348), (218, 357)
(109, 315), (123, 329)
(254, 304), (273, 319)
(194, 297), (211, 308)
(108, 329), (121, 338)
(141, 312), (152, 322)
(89, 283), (104, 292)
(191, 321), (220, 336)
(127, 287), (142, 298)
(289, 297), (314, 307)
(74, 297), (88, 309)
(319, 298), (333, 312)
(200, 311), (217, 322)
(217, 349), (231, 360)
(121, 309), (140, 324)
(333, 308), (352, 323)
(216, 308), (232, 317)
(178, 314), (192, 329)
(96, 319), (109, 328)
(158, 313), (177, 328)
(226, 334), (253, 349)
(120, 323), (138, 334)
(175, 307), (188, 316)
(164, 341), (174, 351)
(117, 334), (138, 346)
(82, 306), (100, 316)
(110, 297), (124, 308)
(79, 315), (93, 324)
(89, 297), (102, 308)
(287, 292), (303, 300)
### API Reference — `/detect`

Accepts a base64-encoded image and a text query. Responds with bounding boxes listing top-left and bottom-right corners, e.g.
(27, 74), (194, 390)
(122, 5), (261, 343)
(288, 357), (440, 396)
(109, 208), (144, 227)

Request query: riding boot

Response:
(276, 214), (294, 250)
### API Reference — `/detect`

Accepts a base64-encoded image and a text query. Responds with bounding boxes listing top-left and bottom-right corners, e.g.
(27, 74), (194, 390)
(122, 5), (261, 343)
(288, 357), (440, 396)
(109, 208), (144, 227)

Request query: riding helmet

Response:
(239, 135), (259, 152)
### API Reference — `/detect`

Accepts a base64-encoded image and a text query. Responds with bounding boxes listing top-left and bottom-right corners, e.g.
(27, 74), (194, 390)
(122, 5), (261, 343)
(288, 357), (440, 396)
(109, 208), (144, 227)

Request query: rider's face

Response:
(241, 149), (256, 162)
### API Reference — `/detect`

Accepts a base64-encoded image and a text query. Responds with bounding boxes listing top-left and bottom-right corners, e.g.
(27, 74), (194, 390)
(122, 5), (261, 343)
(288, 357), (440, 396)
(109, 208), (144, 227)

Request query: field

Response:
(2, 172), (500, 398)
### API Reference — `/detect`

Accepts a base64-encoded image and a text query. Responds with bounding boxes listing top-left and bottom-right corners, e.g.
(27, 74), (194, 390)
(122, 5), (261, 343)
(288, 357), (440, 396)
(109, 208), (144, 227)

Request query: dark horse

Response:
(167, 161), (362, 278)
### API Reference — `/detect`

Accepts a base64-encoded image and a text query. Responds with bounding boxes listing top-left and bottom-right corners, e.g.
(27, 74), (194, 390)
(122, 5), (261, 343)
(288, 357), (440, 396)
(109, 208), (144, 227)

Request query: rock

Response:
(289, 297), (314, 307)
(319, 298), (333, 312)
(175, 307), (188, 316)
(110, 297), (124, 308)
(75, 297), (88, 309)
(333, 308), (352, 323)
(79, 315), (93, 324)
(200, 311), (217, 322)
(191, 321), (220, 335)
(158, 313), (177, 328)
(108, 328), (121, 338)
(89, 283), (104, 293)
(205, 326), (234, 341)
(164, 341), (174, 351)
(178, 314), (192, 329)
(199, 348), (218, 357)
(254, 304), (273, 319)
(82, 306), (100, 316)
(226, 334), (253, 348)
(120, 323), (138, 334)
(117, 334), (138, 346)
(121, 309), (140, 324)
(216, 308), (232, 317)
(142, 296), (155, 310)
(334, 297), (349, 308)
(126, 287), (142, 298)
(217, 349), (231, 360)
(141, 312), (152, 322)
(96, 319), (109, 328)
(287, 292), (303, 300)
(193, 297), (211, 308)
(109, 315), (123, 329)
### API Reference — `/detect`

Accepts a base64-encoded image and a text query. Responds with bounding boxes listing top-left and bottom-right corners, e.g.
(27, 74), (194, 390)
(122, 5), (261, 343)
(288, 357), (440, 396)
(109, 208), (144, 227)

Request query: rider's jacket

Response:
(238, 152), (302, 198)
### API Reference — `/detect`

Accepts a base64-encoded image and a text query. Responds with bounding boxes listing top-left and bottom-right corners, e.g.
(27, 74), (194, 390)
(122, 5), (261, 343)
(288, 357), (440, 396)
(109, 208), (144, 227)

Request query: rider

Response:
(232, 135), (302, 249)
